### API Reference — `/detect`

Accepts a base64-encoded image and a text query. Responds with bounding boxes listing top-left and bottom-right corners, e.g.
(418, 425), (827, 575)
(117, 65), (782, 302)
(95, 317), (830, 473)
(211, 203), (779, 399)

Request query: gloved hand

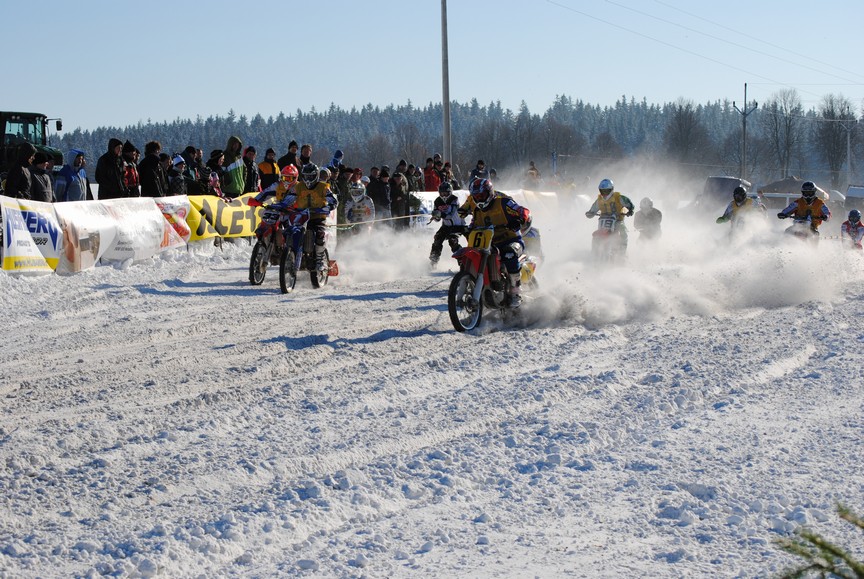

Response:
(715, 216), (724, 224)
(777, 212), (788, 219)
(585, 211), (595, 218)
(247, 198), (262, 207)
(431, 210), (442, 221)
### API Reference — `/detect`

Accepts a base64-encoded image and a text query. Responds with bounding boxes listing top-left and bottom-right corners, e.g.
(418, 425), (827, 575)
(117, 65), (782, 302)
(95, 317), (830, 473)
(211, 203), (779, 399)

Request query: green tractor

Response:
(1, 111), (64, 193)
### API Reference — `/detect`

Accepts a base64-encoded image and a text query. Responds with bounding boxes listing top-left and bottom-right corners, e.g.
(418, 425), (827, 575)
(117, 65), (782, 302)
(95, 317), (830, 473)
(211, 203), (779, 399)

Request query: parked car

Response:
(844, 185), (864, 211)
(756, 176), (829, 210)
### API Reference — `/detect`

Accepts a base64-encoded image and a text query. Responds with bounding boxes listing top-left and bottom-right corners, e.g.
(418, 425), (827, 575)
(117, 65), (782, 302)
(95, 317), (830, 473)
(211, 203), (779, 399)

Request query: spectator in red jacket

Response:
(121, 140), (141, 197)
(423, 157), (441, 192)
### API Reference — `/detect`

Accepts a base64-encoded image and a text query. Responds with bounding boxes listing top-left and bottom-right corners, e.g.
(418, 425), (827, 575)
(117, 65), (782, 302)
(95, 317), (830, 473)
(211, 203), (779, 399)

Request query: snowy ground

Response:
(2, 202), (863, 578)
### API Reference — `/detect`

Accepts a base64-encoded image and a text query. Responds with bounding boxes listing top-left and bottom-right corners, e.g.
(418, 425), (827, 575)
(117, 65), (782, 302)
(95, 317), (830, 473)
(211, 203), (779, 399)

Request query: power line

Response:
(606, 0), (863, 85)
(652, 0), (864, 83)
(544, 0), (825, 101)
(758, 108), (860, 122)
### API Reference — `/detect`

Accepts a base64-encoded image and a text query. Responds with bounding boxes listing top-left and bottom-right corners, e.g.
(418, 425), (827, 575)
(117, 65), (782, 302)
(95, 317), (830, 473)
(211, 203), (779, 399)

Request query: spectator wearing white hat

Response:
(168, 154), (188, 195)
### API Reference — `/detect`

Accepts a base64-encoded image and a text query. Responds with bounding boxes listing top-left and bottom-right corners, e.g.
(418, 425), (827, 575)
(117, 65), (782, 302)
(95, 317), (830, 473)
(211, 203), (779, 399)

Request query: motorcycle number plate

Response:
(468, 229), (494, 249)
(598, 217), (617, 230)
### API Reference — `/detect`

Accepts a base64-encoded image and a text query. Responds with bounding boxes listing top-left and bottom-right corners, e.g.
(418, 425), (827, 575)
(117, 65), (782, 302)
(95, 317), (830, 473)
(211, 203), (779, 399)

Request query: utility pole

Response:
(842, 119), (857, 188)
(733, 83), (758, 181)
(441, 0), (452, 164)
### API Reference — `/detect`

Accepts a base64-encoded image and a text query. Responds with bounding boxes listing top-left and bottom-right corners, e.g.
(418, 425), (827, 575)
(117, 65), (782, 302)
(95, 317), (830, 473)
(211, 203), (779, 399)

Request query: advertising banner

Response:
(52, 201), (119, 274)
(0, 196), (60, 273)
(187, 194), (260, 241)
(154, 195), (192, 246)
(100, 198), (169, 262)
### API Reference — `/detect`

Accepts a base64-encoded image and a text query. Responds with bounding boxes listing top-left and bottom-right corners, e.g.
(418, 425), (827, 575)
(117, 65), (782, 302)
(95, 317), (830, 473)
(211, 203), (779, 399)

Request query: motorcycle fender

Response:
(452, 247), (470, 261)
(454, 248), (481, 277)
(520, 260), (536, 284)
(255, 223), (273, 240)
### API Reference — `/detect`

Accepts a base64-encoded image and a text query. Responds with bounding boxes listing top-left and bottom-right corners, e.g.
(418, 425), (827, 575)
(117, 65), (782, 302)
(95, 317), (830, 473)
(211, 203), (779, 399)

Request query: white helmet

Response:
(599, 178), (614, 196)
(349, 181), (365, 202)
(640, 197), (653, 210)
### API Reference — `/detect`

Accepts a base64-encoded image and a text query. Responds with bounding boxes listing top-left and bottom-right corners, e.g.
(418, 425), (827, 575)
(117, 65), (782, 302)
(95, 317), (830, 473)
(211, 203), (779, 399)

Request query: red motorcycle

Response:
(249, 202), (291, 285)
(590, 213), (625, 264)
(447, 223), (536, 332)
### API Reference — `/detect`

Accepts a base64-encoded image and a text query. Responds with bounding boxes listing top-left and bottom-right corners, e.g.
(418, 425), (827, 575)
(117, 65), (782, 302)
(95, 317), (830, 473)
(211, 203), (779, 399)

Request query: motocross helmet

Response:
(598, 178), (614, 197)
(470, 177), (495, 210)
(801, 181), (817, 201)
(280, 164), (298, 187)
(349, 181), (366, 202)
(849, 209), (862, 224)
(640, 197), (654, 210)
(732, 186), (747, 204)
(438, 180), (454, 195)
(301, 163), (319, 188)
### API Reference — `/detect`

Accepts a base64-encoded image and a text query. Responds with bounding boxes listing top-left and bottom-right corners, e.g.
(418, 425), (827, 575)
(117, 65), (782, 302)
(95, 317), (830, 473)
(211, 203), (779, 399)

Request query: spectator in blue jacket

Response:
(55, 149), (92, 201)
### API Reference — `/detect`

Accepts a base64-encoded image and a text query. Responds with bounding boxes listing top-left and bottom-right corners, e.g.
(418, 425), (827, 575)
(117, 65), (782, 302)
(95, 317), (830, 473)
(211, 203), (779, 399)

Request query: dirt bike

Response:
(841, 237), (863, 250)
(779, 214), (820, 242)
(249, 202), (290, 285)
(447, 222), (536, 332)
(278, 212), (337, 293)
(590, 213), (626, 263)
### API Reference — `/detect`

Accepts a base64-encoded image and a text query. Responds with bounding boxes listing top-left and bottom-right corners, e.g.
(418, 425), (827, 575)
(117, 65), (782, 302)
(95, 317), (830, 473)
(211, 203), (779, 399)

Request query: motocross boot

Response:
(508, 273), (522, 308)
(429, 250), (441, 267)
(315, 244), (328, 271)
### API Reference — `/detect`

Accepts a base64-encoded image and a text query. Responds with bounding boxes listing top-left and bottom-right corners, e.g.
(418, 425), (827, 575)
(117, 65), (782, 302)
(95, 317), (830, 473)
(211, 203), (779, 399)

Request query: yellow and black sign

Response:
(187, 194), (263, 240)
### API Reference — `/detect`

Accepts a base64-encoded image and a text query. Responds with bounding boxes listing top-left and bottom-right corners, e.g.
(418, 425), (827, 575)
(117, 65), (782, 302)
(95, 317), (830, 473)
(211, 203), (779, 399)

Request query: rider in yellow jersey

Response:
(464, 178), (529, 307)
(288, 163), (338, 271)
(585, 178), (635, 249)
(247, 164), (299, 206)
(716, 185), (766, 227)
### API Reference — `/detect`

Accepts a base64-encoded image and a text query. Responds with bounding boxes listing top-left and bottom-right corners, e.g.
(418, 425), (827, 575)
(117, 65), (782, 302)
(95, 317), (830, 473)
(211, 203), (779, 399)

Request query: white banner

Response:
(52, 201), (119, 274)
(100, 198), (170, 263)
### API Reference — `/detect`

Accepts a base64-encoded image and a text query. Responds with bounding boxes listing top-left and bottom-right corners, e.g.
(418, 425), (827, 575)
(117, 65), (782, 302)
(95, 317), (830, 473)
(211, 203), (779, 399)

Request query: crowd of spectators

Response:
(5, 137), (553, 231)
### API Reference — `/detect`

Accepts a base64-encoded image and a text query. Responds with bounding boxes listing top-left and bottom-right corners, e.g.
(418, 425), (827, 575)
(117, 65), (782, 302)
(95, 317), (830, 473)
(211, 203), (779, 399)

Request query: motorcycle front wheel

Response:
(279, 248), (298, 294)
(448, 271), (483, 332)
(249, 240), (271, 285)
(591, 235), (621, 265)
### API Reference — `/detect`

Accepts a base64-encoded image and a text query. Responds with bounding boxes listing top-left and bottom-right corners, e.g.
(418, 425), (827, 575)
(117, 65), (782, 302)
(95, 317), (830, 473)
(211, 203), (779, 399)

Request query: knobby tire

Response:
(448, 271), (483, 332)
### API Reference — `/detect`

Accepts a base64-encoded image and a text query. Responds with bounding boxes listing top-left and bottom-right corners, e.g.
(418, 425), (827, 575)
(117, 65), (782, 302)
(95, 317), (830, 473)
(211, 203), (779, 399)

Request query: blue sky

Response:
(6, 0), (862, 131)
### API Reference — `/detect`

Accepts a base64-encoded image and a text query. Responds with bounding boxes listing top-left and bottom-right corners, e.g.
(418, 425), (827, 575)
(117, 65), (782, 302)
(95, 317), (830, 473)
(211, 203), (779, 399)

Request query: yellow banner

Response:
(187, 194), (262, 240)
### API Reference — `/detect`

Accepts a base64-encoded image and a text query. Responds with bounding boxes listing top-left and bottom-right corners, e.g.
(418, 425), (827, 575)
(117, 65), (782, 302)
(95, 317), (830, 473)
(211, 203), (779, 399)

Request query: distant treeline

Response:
(51, 92), (861, 191)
